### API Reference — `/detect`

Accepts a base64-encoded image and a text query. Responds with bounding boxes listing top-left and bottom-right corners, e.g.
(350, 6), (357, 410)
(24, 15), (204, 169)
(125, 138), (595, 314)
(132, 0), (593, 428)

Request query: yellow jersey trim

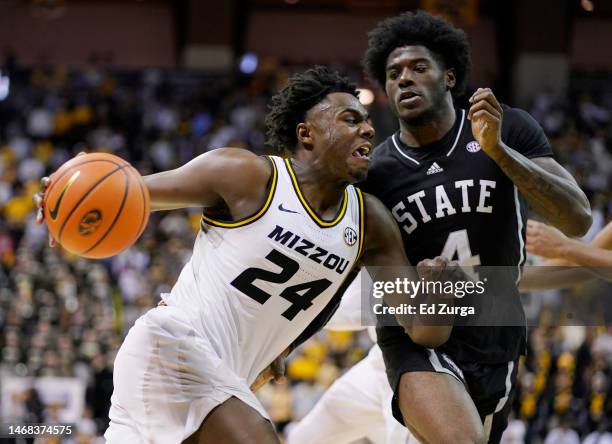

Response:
(283, 158), (348, 228)
(201, 156), (278, 228)
(355, 187), (365, 261)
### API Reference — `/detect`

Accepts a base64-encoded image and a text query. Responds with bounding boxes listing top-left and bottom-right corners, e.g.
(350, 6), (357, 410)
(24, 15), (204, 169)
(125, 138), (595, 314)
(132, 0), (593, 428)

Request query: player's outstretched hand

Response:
(33, 176), (56, 247)
(526, 219), (568, 259)
(468, 87), (503, 159)
(250, 349), (288, 392)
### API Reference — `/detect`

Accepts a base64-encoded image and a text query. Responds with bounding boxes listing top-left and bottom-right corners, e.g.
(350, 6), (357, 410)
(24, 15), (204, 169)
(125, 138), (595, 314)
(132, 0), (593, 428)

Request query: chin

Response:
(400, 107), (434, 126)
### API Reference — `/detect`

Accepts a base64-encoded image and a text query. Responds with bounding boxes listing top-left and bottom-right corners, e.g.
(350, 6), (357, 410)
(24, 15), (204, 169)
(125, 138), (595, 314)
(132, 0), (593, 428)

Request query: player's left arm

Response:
(361, 193), (454, 348)
(468, 88), (591, 237)
(527, 220), (612, 278)
(520, 221), (612, 290)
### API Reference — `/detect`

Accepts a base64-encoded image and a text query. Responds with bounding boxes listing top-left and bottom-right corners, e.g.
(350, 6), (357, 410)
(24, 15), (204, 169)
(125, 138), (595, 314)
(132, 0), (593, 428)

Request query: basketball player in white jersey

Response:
(35, 66), (458, 444)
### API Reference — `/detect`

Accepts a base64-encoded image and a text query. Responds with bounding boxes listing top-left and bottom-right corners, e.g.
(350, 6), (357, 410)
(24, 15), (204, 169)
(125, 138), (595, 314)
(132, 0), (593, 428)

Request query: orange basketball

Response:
(44, 152), (150, 259)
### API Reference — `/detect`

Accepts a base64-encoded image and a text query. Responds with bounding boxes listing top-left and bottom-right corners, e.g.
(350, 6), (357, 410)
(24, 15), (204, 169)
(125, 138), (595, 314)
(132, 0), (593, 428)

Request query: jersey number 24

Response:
(231, 249), (333, 320)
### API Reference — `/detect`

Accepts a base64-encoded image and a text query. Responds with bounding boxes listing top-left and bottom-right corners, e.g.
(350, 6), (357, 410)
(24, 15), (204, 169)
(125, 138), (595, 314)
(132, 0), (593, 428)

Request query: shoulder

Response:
(499, 105), (552, 156)
(205, 148), (272, 183)
(500, 105), (543, 131)
(199, 148), (273, 199)
(206, 147), (271, 172)
(360, 192), (407, 264)
(362, 192), (397, 238)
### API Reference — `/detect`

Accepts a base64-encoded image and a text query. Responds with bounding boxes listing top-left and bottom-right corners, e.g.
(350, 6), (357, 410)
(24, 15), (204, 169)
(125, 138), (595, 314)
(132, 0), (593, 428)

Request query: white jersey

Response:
(164, 155), (365, 384)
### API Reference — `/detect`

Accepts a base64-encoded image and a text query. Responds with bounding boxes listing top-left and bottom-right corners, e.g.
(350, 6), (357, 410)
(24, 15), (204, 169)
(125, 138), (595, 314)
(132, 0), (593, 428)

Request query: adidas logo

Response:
(426, 162), (444, 175)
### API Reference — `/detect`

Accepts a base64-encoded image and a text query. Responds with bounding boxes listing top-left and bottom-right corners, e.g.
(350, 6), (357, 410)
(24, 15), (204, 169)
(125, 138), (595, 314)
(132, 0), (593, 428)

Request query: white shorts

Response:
(104, 306), (268, 444)
(286, 345), (415, 444)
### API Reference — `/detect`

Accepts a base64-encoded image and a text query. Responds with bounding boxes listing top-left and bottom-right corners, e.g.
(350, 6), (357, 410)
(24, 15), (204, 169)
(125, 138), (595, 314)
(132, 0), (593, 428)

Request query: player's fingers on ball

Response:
(49, 234), (56, 248)
(76, 151), (86, 157)
(41, 176), (51, 190)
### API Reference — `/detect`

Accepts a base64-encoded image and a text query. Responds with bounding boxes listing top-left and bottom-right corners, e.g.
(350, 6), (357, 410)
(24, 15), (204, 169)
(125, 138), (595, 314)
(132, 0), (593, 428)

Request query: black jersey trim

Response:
(391, 134), (420, 165)
(284, 158), (348, 228)
(445, 109), (466, 157)
(200, 156), (278, 228)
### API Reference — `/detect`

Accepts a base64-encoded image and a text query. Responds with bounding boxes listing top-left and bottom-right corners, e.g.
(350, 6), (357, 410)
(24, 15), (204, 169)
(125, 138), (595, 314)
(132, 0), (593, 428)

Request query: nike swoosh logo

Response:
(49, 171), (81, 220)
(278, 203), (299, 214)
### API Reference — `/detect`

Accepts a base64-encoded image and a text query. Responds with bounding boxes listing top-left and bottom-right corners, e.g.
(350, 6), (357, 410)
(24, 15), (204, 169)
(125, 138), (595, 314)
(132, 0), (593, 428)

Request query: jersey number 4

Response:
(441, 229), (481, 280)
(231, 249), (332, 320)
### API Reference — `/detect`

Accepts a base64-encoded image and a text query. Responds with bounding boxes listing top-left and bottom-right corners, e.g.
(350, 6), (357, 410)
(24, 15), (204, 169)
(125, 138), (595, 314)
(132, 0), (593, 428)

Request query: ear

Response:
(296, 123), (314, 150)
(446, 69), (457, 90)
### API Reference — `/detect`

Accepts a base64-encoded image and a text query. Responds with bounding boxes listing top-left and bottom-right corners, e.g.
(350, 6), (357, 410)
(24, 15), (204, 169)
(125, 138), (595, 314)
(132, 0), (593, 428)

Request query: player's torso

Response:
(170, 155), (364, 381)
(364, 109), (525, 269)
(365, 109), (529, 363)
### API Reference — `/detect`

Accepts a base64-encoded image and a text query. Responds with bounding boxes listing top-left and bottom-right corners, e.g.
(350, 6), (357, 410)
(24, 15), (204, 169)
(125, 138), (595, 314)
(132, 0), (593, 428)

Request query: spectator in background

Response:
(543, 415), (580, 444)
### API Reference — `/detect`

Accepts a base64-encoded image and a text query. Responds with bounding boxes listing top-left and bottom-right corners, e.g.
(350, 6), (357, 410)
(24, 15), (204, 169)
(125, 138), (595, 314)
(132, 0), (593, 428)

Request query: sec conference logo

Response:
(344, 227), (357, 246)
(466, 141), (481, 153)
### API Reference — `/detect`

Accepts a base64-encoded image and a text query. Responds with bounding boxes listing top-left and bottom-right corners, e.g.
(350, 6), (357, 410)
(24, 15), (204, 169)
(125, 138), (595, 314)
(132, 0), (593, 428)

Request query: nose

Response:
(398, 68), (413, 87)
(360, 121), (375, 141)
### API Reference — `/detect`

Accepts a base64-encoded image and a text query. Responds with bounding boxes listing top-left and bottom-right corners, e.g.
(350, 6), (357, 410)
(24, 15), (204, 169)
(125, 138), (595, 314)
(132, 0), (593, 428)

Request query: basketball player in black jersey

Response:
(361, 11), (592, 444)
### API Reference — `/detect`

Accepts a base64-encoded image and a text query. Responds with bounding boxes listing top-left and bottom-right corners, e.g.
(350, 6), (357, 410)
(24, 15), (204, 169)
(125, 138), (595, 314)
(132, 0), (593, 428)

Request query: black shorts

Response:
(377, 326), (519, 444)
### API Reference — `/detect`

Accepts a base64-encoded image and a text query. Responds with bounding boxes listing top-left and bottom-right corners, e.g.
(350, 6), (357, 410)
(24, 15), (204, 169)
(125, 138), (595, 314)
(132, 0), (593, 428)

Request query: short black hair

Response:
(363, 10), (471, 97)
(265, 66), (358, 153)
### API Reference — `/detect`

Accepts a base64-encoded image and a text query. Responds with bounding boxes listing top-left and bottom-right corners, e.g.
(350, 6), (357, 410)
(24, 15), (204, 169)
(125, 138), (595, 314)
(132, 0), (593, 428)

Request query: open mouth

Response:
(352, 145), (371, 159)
(399, 91), (421, 103)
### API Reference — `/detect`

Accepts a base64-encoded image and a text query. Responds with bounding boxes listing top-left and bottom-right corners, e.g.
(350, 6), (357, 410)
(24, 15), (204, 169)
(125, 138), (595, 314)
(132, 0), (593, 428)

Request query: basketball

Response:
(43, 152), (151, 259)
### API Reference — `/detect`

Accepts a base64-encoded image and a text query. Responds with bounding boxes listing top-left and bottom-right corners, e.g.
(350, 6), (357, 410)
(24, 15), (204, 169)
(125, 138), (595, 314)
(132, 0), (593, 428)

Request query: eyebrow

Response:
(386, 57), (431, 70)
(341, 108), (370, 120)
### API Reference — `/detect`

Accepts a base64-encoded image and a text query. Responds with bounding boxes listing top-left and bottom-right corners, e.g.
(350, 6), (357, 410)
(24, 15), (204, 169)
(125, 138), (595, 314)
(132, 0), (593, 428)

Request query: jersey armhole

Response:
(201, 156), (278, 228)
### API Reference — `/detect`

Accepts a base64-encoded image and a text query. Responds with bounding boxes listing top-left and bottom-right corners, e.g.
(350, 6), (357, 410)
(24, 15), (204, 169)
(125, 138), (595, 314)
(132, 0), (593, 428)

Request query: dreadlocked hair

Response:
(265, 66), (358, 154)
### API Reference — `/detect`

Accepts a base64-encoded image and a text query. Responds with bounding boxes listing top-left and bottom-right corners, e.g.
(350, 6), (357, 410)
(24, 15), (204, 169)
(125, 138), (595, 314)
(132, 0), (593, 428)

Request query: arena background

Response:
(0, 0), (611, 443)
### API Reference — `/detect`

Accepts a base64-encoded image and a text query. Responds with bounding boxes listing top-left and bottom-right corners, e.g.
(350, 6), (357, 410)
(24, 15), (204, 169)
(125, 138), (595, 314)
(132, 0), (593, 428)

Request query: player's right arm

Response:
(144, 148), (272, 213)
(361, 193), (454, 348)
(34, 148), (272, 245)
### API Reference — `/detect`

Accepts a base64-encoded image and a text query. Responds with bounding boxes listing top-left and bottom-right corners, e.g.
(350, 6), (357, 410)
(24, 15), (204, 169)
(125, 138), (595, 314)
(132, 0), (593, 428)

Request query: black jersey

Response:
(362, 106), (553, 364)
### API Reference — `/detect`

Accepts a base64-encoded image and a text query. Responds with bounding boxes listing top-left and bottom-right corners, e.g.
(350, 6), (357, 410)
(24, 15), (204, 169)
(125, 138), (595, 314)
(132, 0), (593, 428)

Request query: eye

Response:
(414, 65), (428, 73)
(388, 70), (398, 80)
(345, 118), (358, 126)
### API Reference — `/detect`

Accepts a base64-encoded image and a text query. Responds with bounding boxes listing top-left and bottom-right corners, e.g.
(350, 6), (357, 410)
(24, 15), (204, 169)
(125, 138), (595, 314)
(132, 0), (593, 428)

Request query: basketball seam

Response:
(81, 168), (131, 256)
(58, 164), (129, 243)
(45, 159), (124, 204)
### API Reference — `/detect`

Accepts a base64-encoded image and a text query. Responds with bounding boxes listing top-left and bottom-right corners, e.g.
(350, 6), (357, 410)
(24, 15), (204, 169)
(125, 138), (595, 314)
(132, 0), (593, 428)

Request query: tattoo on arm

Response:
(494, 145), (591, 236)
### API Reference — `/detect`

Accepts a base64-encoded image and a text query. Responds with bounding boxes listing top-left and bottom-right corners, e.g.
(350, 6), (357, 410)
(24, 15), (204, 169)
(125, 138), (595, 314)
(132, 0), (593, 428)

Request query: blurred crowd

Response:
(0, 59), (610, 443)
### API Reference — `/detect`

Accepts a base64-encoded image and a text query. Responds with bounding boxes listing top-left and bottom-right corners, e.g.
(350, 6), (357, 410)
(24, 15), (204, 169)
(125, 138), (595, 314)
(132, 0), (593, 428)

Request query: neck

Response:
(398, 95), (456, 147)
(290, 154), (347, 218)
